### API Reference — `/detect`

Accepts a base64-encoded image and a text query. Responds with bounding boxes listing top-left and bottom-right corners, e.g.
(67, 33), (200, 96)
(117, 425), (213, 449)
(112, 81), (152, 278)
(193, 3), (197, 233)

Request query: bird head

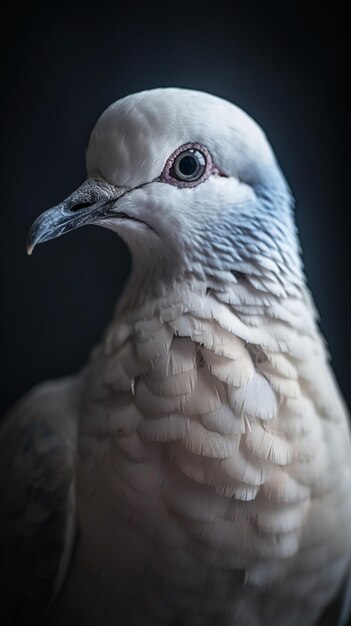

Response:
(27, 88), (303, 296)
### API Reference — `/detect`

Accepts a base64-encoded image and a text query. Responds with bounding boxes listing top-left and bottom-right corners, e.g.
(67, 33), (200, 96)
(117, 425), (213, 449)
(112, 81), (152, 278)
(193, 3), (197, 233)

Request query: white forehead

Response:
(86, 88), (275, 187)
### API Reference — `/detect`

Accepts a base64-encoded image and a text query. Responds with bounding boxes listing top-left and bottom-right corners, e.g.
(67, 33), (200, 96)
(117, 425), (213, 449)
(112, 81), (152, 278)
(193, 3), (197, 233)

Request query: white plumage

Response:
(1, 88), (350, 626)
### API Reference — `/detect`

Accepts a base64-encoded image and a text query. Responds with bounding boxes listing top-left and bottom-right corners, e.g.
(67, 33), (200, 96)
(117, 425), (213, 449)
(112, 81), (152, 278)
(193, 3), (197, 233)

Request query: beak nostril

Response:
(69, 201), (92, 213)
(27, 179), (129, 253)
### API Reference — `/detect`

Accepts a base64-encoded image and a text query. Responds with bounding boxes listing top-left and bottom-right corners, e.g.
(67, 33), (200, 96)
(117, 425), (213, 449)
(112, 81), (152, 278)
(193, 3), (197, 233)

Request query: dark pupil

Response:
(178, 155), (197, 176)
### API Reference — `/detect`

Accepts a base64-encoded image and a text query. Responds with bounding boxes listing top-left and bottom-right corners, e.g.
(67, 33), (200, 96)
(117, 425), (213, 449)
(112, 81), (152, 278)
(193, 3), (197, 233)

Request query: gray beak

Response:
(27, 178), (128, 255)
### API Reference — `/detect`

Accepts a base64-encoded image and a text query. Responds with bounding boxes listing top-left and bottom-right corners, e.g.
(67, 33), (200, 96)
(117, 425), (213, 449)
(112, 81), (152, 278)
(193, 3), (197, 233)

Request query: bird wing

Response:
(0, 376), (79, 625)
(317, 569), (351, 626)
(337, 570), (351, 626)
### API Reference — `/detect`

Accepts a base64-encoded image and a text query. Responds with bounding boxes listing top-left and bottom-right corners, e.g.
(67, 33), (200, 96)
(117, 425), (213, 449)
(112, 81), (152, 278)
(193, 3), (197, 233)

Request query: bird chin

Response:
(97, 215), (157, 235)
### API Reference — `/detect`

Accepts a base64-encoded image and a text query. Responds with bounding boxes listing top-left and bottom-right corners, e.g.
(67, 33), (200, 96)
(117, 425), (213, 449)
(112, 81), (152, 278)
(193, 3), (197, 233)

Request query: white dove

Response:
(1, 88), (350, 626)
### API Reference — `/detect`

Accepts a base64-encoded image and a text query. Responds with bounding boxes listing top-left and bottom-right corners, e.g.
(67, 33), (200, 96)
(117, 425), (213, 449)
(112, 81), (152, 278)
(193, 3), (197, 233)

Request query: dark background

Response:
(1, 1), (349, 414)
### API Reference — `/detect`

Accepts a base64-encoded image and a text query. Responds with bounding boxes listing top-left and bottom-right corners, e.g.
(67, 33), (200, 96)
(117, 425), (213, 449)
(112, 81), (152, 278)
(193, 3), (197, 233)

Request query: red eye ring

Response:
(160, 142), (217, 187)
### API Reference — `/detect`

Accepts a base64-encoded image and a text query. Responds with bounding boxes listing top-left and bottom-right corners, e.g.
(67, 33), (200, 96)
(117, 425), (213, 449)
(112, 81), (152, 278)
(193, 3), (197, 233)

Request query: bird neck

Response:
(80, 275), (343, 496)
(92, 274), (326, 390)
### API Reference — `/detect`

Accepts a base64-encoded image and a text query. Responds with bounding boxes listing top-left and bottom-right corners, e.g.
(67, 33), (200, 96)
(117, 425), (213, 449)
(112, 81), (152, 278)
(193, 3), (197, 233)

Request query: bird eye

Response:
(161, 143), (212, 187)
(171, 149), (206, 182)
